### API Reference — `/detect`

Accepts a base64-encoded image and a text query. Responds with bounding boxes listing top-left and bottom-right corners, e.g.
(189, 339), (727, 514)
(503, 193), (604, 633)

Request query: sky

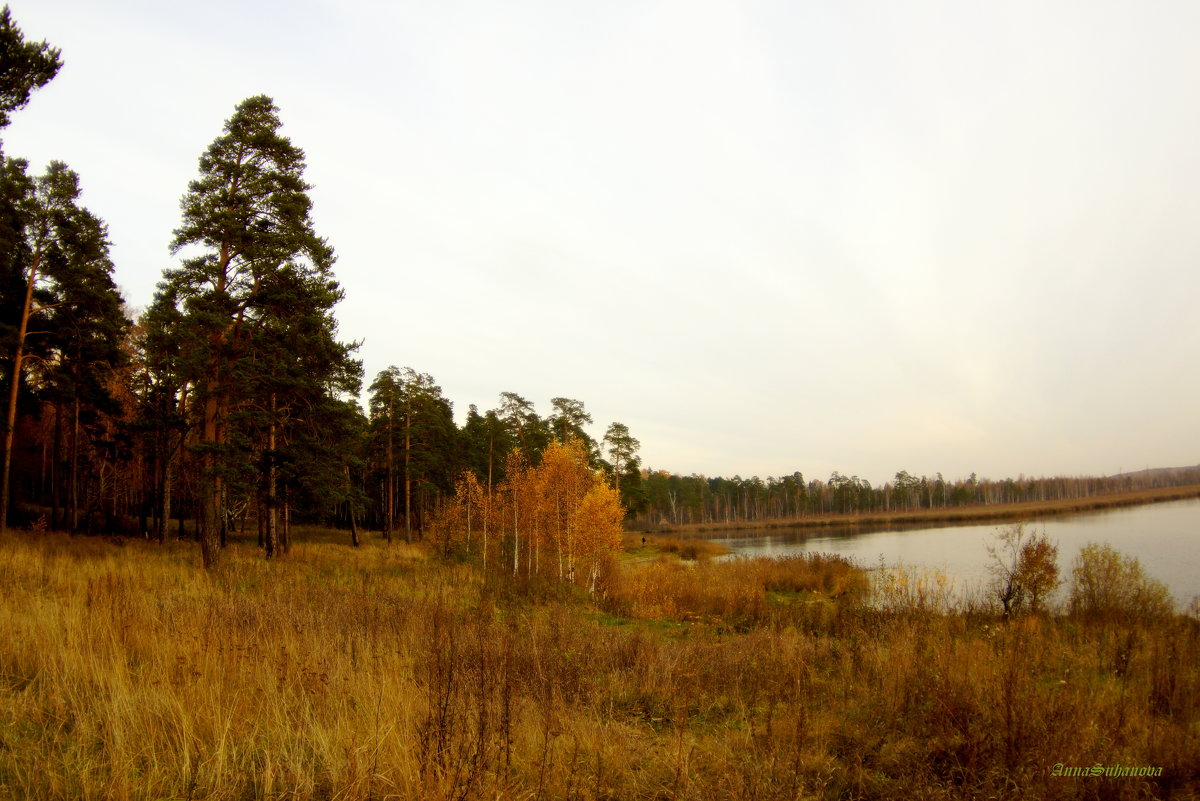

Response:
(4, 0), (1199, 485)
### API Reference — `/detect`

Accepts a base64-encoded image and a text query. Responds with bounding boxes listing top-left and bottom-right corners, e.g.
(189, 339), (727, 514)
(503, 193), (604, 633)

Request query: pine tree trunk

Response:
(404, 409), (412, 544)
(281, 491), (290, 555)
(158, 451), (172, 545)
(345, 464), (360, 547)
(198, 392), (222, 569)
(69, 395), (80, 534)
(0, 252), (40, 533)
(38, 421), (46, 509)
(265, 396), (278, 559)
(256, 495), (264, 548)
(138, 479), (148, 537)
(51, 400), (61, 530)
(219, 482), (228, 547)
(385, 397), (394, 543)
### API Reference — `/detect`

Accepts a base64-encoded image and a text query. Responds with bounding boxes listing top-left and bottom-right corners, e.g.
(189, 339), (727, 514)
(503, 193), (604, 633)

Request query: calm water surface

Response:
(710, 498), (1200, 605)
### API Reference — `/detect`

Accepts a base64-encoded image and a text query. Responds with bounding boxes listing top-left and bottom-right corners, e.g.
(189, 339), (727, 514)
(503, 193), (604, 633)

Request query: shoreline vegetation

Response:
(1, 528), (1196, 800)
(630, 483), (1200, 535)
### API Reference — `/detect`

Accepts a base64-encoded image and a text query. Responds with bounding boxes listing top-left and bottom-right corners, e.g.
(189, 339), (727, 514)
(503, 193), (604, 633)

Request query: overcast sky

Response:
(5, 0), (1198, 485)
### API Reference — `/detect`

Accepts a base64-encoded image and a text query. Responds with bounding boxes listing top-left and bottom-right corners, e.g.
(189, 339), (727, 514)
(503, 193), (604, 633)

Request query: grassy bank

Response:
(620, 533), (731, 562)
(0, 531), (1196, 799)
(632, 483), (1200, 535)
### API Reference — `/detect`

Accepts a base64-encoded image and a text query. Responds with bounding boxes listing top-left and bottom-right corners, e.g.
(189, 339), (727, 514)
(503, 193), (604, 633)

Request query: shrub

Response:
(986, 523), (1061, 617)
(1067, 541), (1173, 622)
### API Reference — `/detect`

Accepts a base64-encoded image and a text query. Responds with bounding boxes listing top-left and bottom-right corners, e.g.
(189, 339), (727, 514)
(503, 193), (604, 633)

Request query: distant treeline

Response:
(630, 465), (1200, 527)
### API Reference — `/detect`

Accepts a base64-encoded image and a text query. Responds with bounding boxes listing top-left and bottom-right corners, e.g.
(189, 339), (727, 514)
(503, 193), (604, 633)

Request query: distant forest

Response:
(632, 465), (1200, 527)
(2, 9), (1197, 566)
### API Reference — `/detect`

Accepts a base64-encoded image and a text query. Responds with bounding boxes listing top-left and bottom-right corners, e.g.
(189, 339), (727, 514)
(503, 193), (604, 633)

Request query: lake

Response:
(710, 497), (1200, 606)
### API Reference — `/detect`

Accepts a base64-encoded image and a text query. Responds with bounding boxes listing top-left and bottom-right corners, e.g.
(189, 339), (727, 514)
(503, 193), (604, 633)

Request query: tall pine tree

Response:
(158, 95), (358, 568)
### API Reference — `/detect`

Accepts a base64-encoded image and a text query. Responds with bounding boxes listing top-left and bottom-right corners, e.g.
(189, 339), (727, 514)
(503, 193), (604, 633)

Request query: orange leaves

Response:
(435, 439), (625, 591)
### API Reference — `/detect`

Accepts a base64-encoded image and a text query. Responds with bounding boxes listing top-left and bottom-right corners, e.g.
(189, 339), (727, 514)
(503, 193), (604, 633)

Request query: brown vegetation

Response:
(1, 530), (1197, 800)
(620, 533), (731, 562)
(608, 553), (867, 624)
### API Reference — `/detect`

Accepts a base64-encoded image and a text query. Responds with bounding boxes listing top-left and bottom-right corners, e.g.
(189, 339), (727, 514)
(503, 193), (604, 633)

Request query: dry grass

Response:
(607, 553), (868, 625)
(620, 534), (730, 562)
(0, 530), (1197, 800)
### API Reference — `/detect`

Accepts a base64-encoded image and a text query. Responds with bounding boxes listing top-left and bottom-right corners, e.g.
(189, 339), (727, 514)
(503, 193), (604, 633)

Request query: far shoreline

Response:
(629, 483), (1200, 536)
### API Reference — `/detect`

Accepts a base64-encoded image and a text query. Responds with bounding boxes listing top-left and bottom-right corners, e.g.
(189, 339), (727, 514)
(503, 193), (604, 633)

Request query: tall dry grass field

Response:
(0, 532), (1197, 800)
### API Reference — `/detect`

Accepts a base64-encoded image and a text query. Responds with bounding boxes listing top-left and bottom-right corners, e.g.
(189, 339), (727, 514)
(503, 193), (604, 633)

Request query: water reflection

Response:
(710, 498), (1200, 605)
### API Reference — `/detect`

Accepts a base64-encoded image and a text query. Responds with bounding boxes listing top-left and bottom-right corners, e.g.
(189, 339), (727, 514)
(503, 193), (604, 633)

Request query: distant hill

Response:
(1109, 465), (1200, 482)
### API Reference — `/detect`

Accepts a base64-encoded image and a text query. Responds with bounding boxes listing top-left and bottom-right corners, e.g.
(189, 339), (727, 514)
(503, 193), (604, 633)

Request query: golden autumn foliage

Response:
(431, 439), (623, 592)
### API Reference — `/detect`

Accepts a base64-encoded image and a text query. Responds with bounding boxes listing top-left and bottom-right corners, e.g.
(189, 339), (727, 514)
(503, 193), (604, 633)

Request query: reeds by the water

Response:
(0, 531), (1196, 800)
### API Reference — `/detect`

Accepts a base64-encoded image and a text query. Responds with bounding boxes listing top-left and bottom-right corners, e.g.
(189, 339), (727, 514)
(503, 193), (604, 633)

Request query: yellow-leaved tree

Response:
(570, 480), (624, 593)
(433, 439), (623, 592)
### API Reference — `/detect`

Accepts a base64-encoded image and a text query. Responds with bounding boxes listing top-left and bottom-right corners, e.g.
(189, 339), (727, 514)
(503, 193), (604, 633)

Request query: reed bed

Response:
(0, 531), (1196, 800)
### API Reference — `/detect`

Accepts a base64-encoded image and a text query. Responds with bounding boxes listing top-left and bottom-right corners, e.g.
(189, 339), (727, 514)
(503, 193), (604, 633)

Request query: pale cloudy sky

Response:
(5, 0), (1199, 485)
